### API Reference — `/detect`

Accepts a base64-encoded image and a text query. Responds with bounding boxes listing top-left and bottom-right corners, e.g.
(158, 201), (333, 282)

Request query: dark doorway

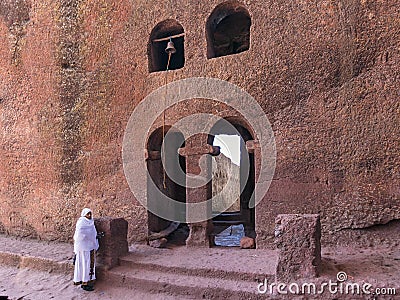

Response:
(146, 127), (188, 246)
(208, 120), (255, 247)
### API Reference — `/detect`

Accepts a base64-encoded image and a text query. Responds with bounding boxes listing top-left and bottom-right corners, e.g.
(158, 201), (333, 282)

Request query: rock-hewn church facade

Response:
(0, 0), (399, 248)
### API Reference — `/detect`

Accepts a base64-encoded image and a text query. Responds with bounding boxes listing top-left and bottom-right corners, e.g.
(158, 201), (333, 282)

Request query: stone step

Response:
(0, 251), (73, 274)
(107, 265), (266, 299)
(119, 255), (272, 283)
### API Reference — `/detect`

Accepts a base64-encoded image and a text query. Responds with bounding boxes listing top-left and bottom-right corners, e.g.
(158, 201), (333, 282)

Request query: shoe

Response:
(81, 285), (94, 291)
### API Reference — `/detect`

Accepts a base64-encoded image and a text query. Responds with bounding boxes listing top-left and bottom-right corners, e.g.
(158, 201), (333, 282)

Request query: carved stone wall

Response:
(0, 0), (398, 247)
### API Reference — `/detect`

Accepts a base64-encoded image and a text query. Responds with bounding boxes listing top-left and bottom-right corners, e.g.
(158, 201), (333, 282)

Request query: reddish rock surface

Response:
(94, 217), (128, 269)
(0, 0), (398, 248)
(275, 214), (322, 282)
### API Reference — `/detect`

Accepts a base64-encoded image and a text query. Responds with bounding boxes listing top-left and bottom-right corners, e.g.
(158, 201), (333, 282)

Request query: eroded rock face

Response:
(0, 0), (30, 65)
(0, 0), (30, 27)
(212, 153), (240, 213)
(0, 0), (398, 246)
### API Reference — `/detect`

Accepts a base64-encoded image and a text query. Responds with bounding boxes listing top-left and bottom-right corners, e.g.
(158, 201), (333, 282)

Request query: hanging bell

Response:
(165, 39), (176, 54)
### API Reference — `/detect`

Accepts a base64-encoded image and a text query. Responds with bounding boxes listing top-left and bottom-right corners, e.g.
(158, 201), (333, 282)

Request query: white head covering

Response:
(73, 208), (99, 253)
(81, 208), (92, 218)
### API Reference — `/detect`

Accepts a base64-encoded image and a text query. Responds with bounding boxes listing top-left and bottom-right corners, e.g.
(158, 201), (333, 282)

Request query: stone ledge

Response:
(0, 251), (108, 280)
(0, 251), (73, 274)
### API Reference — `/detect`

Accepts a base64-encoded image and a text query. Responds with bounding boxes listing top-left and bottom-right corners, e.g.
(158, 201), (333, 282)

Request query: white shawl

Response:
(73, 208), (99, 253)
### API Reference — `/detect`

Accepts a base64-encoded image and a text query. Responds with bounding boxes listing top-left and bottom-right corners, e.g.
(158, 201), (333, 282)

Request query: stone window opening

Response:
(148, 19), (185, 73)
(206, 1), (252, 59)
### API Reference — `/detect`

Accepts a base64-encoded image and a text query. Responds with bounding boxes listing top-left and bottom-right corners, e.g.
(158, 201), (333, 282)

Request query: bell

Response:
(165, 40), (176, 54)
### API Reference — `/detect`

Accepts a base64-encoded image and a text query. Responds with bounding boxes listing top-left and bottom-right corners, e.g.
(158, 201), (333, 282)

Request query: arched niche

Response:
(148, 19), (185, 72)
(206, 1), (252, 59)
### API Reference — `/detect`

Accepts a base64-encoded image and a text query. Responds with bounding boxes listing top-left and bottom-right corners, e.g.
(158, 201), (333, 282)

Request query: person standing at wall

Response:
(73, 208), (99, 291)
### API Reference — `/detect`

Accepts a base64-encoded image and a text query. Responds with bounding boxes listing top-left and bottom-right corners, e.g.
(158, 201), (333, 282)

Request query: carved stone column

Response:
(179, 133), (219, 247)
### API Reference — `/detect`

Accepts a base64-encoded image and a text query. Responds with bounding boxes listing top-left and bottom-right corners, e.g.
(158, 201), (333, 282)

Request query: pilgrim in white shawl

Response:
(73, 208), (99, 291)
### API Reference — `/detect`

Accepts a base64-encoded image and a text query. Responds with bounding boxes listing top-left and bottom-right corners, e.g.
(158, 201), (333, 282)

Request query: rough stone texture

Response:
(181, 133), (214, 247)
(275, 214), (322, 282)
(94, 217), (128, 269)
(185, 222), (214, 248)
(239, 236), (255, 249)
(212, 153), (240, 213)
(0, 0), (398, 247)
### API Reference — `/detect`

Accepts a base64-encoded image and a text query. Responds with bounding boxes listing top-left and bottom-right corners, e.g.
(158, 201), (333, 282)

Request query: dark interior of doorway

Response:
(146, 127), (189, 247)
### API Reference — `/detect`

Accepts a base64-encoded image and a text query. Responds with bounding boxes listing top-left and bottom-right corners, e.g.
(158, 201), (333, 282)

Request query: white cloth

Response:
(73, 208), (99, 284)
(73, 250), (96, 283)
(73, 208), (99, 253)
